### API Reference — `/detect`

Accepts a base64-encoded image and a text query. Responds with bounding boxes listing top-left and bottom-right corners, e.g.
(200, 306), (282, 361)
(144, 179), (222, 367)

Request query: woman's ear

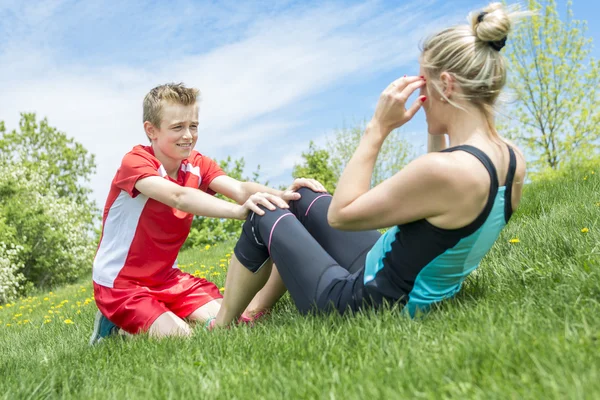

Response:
(439, 72), (454, 99)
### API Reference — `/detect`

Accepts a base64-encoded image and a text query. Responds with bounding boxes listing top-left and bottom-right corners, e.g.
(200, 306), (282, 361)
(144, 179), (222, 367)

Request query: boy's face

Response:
(145, 101), (199, 162)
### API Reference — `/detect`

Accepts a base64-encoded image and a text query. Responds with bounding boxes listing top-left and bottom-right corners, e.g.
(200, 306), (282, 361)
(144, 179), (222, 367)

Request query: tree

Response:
(0, 113), (97, 204)
(292, 122), (414, 193)
(327, 121), (413, 187)
(292, 141), (338, 193)
(0, 114), (98, 296)
(504, 0), (600, 170)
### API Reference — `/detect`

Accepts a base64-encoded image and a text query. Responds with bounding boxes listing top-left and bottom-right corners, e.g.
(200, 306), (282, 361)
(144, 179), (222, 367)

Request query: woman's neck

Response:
(445, 105), (493, 147)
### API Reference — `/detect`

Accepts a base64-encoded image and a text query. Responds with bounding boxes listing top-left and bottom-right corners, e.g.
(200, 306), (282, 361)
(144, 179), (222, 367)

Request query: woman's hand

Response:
(371, 75), (426, 135)
(235, 192), (290, 219)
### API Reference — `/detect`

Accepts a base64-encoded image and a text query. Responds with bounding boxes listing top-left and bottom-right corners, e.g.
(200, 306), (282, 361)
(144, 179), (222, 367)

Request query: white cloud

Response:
(0, 0), (468, 209)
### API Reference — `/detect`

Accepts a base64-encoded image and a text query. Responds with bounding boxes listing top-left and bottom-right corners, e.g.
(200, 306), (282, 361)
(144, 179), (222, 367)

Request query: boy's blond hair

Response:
(143, 83), (200, 138)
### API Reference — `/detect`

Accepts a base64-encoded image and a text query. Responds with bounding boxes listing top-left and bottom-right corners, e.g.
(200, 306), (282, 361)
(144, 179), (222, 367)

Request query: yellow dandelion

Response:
(23, 320), (29, 324)
(6, 323), (11, 327)
(0, 306), (3, 310)
(43, 297), (49, 301)
(44, 320), (51, 324)
(581, 228), (589, 233)
(76, 310), (81, 314)
(63, 319), (74, 324)
(508, 238), (520, 244)
(584, 176), (588, 180)
(205, 244), (211, 250)
(219, 287), (225, 292)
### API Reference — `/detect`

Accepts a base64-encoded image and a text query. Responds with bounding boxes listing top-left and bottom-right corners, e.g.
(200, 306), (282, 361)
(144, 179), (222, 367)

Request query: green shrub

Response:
(0, 162), (96, 293)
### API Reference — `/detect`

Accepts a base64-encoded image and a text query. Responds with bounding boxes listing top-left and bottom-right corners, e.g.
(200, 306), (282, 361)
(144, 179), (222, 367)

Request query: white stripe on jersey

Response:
(158, 165), (167, 177)
(92, 191), (148, 288)
(181, 163), (202, 187)
(181, 163), (200, 177)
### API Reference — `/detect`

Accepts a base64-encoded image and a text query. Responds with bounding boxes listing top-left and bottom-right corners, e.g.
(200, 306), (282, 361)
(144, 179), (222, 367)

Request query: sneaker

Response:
(89, 310), (117, 345)
(237, 309), (270, 326)
(204, 316), (217, 331)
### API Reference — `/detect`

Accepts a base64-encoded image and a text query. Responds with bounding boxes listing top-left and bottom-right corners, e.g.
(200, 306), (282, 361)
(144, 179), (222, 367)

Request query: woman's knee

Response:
(290, 188), (332, 218)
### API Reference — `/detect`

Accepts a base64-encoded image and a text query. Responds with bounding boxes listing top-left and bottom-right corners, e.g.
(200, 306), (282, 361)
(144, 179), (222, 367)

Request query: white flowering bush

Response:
(0, 241), (25, 303)
(0, 161), (96, 293)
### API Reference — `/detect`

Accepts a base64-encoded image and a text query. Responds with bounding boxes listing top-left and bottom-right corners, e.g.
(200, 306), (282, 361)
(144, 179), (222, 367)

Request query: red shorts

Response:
(93, 271), (222, 334)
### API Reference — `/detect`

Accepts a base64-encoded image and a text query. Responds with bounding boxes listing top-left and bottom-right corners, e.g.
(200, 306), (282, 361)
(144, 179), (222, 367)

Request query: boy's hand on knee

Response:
(285, 178), (328, 198)
(241, 192), (290, 217)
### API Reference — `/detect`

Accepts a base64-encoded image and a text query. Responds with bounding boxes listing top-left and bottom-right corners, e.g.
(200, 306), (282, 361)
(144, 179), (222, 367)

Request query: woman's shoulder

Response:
(500, 138), (527, 185)
(401, 151), (489, 206)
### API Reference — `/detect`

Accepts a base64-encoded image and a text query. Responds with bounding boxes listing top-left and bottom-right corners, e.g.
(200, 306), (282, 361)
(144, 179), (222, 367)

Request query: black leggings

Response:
(233, 188), (381, 314)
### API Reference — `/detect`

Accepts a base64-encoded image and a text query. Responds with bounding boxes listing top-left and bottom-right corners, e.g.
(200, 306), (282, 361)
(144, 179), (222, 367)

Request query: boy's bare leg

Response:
(214, 255), (273, 327)
(186, 299), (222, 323)
(148, 311), (193, 338)
(244, 264), (287, 317)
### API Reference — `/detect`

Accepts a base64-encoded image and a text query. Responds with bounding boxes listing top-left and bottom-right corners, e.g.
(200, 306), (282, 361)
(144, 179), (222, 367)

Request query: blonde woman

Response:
(213, 3), (529, 326)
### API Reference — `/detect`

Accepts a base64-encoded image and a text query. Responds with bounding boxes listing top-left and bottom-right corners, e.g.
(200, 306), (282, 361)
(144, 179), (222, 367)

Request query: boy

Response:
(90, 83), (325, 343)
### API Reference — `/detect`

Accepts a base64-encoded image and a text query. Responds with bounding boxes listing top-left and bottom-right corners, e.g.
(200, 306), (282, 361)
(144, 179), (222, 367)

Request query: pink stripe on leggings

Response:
(305, 194), (332, 216)
(268, 213), (294, 253)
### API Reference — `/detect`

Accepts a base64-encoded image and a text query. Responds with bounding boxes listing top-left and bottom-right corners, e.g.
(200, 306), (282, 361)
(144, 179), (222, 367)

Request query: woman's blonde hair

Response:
(420, 2), (530, 137)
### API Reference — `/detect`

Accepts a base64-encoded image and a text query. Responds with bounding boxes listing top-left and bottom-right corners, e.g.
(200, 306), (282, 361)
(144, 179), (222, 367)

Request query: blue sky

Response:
(1, 0), (599, 207)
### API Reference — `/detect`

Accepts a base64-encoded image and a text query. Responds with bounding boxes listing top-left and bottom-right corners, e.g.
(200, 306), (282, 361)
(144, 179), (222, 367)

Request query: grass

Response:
(0, 166), (599, 399)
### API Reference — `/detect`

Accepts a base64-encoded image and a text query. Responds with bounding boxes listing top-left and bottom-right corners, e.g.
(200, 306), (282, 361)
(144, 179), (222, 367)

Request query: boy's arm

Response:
(209, 176), (327, 204)
(135, 176), (287, 218)
(208, 176), (283, 204)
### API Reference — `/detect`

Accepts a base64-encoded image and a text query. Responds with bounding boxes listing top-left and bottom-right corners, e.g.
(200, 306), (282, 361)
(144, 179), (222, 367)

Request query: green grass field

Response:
(1, 166), (599, 399)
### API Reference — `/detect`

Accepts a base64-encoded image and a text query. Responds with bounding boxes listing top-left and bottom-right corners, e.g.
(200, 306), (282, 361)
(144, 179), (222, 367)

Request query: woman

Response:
(213, 2), (528, 326)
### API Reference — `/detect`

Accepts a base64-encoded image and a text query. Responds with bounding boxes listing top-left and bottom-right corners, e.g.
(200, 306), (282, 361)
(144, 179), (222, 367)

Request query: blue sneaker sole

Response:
(89, 310), (116, 346)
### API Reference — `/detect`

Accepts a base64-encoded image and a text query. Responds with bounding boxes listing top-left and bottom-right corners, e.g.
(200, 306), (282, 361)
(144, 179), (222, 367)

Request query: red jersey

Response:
(92, 145), (225, 288)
